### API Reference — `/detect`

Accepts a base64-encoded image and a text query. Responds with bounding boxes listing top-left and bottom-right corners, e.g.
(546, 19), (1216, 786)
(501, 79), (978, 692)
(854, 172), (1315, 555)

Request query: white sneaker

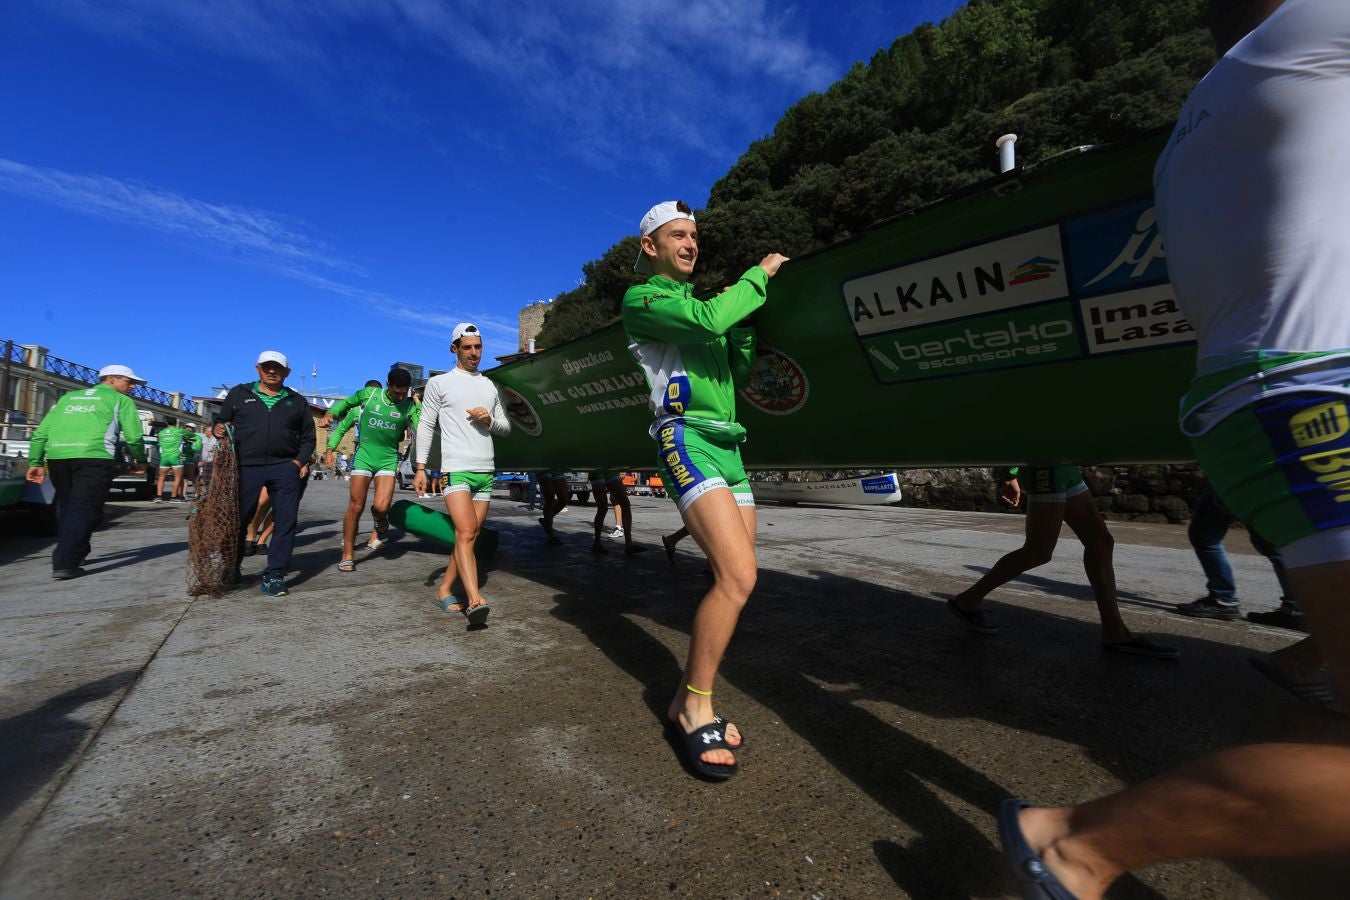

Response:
(609, 526), (625, 539)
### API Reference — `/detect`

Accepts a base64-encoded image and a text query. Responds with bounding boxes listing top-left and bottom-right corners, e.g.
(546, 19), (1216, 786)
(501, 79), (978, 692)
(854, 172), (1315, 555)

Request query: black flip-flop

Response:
(665, 718), (738, 781)
(1102, 636), (1179, 660)
(946, 598), (998, 634)
(464, 603), (490, 628)
(997, 799), (1078, 899)
(1249, 655), (1336, 705)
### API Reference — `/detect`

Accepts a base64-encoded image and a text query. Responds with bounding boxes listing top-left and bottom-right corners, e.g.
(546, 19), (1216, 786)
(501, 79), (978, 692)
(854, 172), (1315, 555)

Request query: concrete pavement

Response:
(1, 480), (1346, 898)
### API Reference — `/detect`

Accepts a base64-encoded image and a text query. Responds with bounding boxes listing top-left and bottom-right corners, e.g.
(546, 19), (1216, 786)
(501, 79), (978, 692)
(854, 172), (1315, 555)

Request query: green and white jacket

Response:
(622, 268), (765, 444)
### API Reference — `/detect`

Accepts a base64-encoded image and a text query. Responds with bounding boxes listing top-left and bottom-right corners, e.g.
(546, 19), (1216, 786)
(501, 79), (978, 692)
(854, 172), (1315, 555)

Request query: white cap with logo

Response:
(634, 201), (696, 274)
(452, 323), (480, 345)
(98, 364), (146, 383)
(256, 350), (289, 368)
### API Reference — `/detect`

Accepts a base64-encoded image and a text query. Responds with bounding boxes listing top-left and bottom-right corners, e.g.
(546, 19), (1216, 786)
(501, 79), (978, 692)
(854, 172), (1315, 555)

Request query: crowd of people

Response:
(20, 0), (1348, 894)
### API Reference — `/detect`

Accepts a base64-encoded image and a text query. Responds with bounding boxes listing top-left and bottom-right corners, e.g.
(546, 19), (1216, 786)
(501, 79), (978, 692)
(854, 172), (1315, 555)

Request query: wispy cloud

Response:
(43, 0), (842, 173)
(0, 158), (361, 276)
(0, 158), (512, 345)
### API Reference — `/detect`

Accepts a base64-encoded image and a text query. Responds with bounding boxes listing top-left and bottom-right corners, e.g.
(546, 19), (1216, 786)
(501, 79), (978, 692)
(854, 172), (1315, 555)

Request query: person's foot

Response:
(464, 601), (490, 628)
(624, 544), (647, 555)
(662, 533), (678, 565)
(152, 496), (164, 503)
(667, 708), (743, 766)
(946, 597), (998, 634)
(609, 525), (625, 539)
(1246, 605), (1309, 632)
(259, 574), (288, 597)
(1103, 635), (1180, 660)
(51, 567), (86, 580)
(1173, 595), (1240, 620)
(367, 534), (386, 551)
(242, 540), (257, 557)
(436, 593), (464, 613)
(1003, 803), (1113, 900)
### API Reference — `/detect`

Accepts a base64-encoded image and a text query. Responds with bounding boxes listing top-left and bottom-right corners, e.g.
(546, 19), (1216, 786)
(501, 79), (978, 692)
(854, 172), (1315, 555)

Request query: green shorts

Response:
(1019, 465), (1088, 503)
(654, 421), (755, 513)
(159, 452), (183, 468)
(352, 445), (398, 478)
(588, 470), (622, 490)
(446, 471), (493, 502)
(1192, 389), (1350, 567)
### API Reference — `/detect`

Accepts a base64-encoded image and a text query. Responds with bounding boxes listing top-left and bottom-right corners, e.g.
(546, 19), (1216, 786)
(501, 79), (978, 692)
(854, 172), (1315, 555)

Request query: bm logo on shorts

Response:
(1290, 401), (1350, 504)
(658, 424), (697, 488)
(1289, 401), (1349, 448)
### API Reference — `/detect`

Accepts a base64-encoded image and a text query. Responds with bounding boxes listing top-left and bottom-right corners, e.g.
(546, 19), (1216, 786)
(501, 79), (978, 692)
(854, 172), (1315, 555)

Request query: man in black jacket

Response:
(213, 350), (316, 597)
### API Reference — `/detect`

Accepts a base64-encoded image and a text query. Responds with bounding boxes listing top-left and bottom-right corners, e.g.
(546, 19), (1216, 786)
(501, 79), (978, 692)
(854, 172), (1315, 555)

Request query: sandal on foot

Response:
(662, 535), (677, 565)
(1102, 636), (1179, 660)
(711, 714), (745, 750)
(665, 718), (738, 781)
(1250, 655), (1336, 706)
(337, 559), (355, 572)
(997, 799), (1078, 899)
(946, 598), (998, 634)
(464, 602), (490, 627)
(434, 594), (464, 613)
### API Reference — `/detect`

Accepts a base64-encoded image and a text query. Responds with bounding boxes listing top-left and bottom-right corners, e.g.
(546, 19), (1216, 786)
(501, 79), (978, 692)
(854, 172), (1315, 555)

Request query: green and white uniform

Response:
(28, 383), (147, 467)
(327, 389), (414, 477)
(622, 269), (763, 512)
(157, 425), (189, 468)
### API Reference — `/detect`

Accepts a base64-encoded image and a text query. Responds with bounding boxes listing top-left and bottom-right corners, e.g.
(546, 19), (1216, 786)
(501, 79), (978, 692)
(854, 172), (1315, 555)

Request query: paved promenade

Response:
(1, 481), (1346, 898)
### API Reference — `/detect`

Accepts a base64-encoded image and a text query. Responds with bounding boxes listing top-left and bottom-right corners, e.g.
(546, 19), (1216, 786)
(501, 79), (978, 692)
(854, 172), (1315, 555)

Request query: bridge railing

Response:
(6, 343), (198, 416)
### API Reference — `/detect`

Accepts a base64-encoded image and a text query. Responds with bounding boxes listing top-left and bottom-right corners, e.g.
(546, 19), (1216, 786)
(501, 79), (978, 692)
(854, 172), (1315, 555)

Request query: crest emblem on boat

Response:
(740, 349), (808, 416)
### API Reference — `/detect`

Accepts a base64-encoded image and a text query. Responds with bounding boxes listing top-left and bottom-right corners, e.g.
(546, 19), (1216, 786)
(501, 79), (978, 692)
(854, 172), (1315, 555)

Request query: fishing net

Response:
(187, 430), (240, 597)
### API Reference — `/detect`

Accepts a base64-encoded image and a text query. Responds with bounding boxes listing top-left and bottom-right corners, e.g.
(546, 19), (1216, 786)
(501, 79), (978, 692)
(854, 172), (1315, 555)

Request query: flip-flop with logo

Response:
(665, 718), (738, 781)
(464, 602), (490, 628)
(997, 799), (1078, 899)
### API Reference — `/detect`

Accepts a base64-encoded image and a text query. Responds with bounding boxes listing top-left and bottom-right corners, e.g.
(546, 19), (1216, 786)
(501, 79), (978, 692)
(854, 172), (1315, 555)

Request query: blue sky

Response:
(2, 0), (964, 401)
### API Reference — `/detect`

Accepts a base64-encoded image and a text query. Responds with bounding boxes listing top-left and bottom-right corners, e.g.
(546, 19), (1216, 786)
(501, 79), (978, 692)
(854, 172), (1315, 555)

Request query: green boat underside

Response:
(489, 132), (1194, 471)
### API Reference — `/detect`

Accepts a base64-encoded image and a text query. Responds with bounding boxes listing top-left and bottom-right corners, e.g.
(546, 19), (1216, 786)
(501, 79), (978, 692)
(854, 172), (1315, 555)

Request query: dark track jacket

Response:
(216, 382), (316, 467)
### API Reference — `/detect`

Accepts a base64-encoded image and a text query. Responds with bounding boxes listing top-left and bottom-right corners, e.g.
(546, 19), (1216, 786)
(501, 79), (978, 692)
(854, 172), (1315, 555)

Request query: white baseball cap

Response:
(256, 350), (289, 368)
(98, 364), (146, 383)
(452, 323), (480, 345)
(634, 201), (696, 274)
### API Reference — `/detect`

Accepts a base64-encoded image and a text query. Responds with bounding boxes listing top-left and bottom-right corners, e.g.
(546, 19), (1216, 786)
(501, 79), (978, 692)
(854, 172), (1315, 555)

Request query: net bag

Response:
(187, 430), (240, 597)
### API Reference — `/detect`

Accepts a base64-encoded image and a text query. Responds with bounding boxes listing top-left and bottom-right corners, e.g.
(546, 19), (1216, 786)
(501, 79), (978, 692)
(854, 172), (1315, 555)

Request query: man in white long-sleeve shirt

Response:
(414, 323), (510, 626)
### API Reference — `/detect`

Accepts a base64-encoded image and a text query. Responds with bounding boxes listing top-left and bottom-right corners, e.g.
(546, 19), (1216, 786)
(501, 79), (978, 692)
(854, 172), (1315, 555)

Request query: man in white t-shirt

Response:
(414, 323), (510, 627)
(998, 3), (1350, 897)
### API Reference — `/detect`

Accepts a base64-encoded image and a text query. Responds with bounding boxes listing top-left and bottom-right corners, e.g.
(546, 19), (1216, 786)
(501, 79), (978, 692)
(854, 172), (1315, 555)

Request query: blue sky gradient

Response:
(2, 0), (964, 400)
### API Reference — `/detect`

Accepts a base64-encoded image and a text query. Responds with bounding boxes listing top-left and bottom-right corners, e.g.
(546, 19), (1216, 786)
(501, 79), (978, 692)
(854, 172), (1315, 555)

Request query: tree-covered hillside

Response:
(536, 0), (1214, 349)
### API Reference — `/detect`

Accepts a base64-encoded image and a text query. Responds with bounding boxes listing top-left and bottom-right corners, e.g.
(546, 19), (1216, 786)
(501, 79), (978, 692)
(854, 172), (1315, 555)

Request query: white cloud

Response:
(0, 158), (361, 275)
(0, 157), (514, 345)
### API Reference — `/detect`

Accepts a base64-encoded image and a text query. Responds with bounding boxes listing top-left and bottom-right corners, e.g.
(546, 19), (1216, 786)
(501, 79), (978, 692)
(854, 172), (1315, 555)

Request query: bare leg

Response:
(1061, 491), (1130, 643)
(1014, 561), (1350, 899)
(341, 474), (371, 561)
(539, 478), (562, 543)
(368, 475), (396, 546)
(438, 492), (490, 608)
(666, 490), (756, 765)
(155, 465), (168, 499)
(591, 490), (610, 554)
(171, 467), (184, 499)
(614, 486), (642, 552)
(955, 500), (1064, 611)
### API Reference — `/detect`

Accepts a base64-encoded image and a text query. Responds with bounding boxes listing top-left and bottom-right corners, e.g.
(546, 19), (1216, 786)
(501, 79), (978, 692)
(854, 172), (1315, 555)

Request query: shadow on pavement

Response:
(480, 518), (1348, 899)
(0, 671), (139, 823)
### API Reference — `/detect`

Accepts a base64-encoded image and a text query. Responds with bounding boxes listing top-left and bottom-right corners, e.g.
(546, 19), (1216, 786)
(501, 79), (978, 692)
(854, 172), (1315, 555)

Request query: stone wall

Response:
(518, 301), (551, 352)
(891, 464), (1207, 523)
